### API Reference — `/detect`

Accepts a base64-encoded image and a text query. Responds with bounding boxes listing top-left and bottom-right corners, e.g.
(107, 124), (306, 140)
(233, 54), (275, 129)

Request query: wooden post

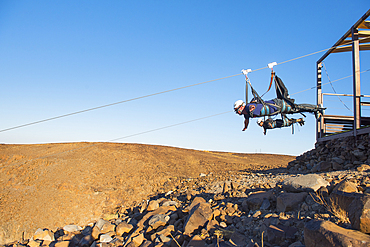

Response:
(317, 62), (323, 140)
(352, 27), (361, 137)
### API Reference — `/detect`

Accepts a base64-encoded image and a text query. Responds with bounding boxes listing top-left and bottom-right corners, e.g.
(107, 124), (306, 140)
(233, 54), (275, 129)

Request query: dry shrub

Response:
(309, 192), (350, 224)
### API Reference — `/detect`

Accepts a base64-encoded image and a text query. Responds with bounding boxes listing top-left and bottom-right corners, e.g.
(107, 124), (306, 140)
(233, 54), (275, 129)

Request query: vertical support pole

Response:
(316, 62), (323, 140)
(352, 27), (361, 137)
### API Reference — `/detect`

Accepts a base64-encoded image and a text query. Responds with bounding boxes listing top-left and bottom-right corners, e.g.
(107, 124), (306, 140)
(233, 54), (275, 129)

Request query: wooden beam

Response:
(331, 43), (370, 53)
(317, 9), (370, 64)
(352, 27), (361, 134)
(316, 62), (323, 140)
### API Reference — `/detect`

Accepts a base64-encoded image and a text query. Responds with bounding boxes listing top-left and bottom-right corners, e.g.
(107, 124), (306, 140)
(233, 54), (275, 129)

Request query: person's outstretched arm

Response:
(242, 118), (249, 131)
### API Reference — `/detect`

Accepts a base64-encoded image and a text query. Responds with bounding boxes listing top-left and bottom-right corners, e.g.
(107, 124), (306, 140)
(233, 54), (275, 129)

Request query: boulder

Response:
(277, 192), (307, 212)
(186, 235), (207, 247)
(332, 180), (357, 193)
(304, 220), (370, 247)
(266, 224), (297, 245)
(244, 190), (274, 210)
(282, 174), (329, 192)
(183, 197), (213, 235)
(330, 191), (370, 233)
(312, 161), (331, 172)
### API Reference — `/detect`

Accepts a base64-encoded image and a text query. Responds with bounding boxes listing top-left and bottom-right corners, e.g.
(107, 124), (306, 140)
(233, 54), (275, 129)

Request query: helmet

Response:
(234, 100), (245, 109)
(257, 119), (263, 126)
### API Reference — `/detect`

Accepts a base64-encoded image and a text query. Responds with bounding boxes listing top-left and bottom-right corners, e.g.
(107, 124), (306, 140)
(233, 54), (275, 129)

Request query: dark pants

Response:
(272, 98), (318, 114)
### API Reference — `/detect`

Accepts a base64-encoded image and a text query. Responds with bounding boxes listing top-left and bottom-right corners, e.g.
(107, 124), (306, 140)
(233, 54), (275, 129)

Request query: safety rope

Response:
(322, 62), (353, 112)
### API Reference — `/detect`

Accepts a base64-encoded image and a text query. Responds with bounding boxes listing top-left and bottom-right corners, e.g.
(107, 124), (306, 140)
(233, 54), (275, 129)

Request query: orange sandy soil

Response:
(0, 142), (295, 244)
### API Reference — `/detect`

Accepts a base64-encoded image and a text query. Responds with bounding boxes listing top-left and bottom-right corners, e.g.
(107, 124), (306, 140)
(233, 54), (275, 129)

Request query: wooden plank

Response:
(339, 36), (370, 46)
(318, 131), (355, 142)
(348, 30), (370, 37)
(358, 20), (370, 29)
(325, 124), (350, 128)
(324, 115), (354, 120)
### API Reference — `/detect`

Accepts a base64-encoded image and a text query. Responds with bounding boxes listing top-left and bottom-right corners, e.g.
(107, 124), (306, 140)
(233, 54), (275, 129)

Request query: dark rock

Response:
(183, 197), (213, 236)
(244, 190), (274, 210)
(304, 219), (370, 247)
(330, 191), (370, 233)
(277, 192), (307, 212)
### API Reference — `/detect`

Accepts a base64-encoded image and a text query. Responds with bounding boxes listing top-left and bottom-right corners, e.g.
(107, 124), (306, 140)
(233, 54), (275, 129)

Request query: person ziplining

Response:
(257, 116), (304, 135)
(234, 65), (325, 132)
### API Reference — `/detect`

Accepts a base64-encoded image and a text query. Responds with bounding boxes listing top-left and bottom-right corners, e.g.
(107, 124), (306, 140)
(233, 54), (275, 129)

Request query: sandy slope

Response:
(0, 142), (294, 244)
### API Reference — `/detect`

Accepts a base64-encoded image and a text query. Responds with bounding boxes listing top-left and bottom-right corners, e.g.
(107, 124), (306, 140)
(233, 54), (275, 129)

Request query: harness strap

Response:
(261, 71), (275, 98)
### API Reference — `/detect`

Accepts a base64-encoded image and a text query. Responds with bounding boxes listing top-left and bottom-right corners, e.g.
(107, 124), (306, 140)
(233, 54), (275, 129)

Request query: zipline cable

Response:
(0, 111), (232, 169)
(290, 68), (370, 96)
(0, 74), (241, 133)
(1, 36), (368, 133)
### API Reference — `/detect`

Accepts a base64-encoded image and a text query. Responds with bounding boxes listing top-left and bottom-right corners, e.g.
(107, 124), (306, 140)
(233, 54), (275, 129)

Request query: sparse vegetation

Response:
(310, 192), (350, 224)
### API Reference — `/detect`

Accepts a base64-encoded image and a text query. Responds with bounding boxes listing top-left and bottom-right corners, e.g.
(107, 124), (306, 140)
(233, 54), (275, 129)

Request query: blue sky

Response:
(1, 1), (369, 155)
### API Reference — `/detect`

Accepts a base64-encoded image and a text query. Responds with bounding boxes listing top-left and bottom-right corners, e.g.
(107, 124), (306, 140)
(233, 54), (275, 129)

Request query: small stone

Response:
(28, 239), (41, 247)
(131, 233), (144, 246)
(253, 211), (261, 218)
(53, 241), (70, 247)
(213, 209), (221, 217)
(33, 229), (55, 241)
(147, 200), (160, 211)
(99, 234), (113, 243)
(116, 221), (134, 236)
(101, 222), (116, 234)
(95, 219), (108, 230)
(148, 214), (168, 229)
(357, 164), (370, 172)
(220, 222), (227, 228)
(63, 225), (83, 233)
(159, 234), (171, 244)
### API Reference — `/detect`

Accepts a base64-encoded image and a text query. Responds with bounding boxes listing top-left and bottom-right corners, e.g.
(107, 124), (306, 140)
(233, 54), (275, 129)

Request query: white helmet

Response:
(234, 100), (245, 109)
(257, 119), (263, 125)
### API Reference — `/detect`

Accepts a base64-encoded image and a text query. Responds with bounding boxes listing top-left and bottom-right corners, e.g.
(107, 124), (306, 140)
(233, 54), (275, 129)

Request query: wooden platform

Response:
(317, 115), (370, 142)
(317, 125), (370, 142)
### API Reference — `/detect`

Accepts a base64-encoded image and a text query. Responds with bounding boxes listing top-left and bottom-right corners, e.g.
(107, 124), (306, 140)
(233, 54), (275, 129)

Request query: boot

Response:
(297, 118), (305, 126)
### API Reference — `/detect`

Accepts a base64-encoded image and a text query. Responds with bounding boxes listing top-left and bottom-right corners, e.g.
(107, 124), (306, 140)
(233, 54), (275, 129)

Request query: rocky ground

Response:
(0, 142), (293, 245)
(1, 135), (370, 247)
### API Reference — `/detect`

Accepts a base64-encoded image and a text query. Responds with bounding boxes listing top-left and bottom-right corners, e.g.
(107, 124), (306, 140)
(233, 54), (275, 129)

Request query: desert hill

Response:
(0, 142), (294, 244)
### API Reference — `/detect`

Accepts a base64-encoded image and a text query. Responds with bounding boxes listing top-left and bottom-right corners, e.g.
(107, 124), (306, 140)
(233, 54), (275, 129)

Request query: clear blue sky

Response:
(1, 1), (369, 155)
